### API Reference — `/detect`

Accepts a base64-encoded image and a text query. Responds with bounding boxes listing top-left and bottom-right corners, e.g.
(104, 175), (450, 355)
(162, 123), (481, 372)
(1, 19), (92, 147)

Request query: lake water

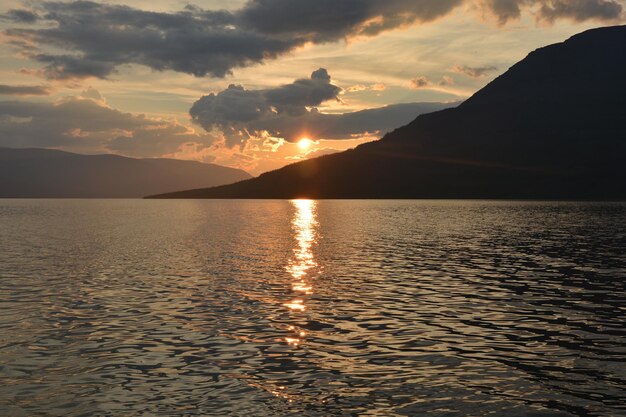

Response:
(0, 200), (625, 416)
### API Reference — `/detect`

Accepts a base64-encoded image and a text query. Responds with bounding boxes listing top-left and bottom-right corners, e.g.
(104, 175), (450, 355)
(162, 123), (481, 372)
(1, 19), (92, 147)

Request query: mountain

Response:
(0, 148), (251, 198)
(149, 25), (626, 200)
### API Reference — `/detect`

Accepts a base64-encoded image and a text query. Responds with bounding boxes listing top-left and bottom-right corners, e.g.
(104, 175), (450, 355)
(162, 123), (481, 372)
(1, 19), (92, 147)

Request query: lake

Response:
(1, 200), (624, 416)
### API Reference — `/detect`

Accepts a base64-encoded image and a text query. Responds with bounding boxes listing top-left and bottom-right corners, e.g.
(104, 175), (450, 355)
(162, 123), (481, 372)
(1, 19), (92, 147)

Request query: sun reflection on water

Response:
(283, 199), (318, 345)
(286, 199), (318, 289)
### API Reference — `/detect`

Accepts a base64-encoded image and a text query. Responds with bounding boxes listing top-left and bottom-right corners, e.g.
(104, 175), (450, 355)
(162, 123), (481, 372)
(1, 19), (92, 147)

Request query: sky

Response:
(0, 0), (624, 175)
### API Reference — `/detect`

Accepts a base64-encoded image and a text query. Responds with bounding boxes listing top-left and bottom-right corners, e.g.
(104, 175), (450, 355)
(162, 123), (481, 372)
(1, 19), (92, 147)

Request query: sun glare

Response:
(297, 138), (313, 151)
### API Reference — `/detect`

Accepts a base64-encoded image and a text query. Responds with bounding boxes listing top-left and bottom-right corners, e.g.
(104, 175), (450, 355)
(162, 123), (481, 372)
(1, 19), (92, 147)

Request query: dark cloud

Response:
(480, 0), (623, 24)
(238, 0), (463, 41)
(484, 0), (524, 23)
(33, 54), (117, 80)
(539, 0), (624, 22)
(2, 0), (464, 80)
(3, 0), (621, 79)
(3, 1), (297, 79)
(190, 68), (342, 145)
(2, 9), (40, 23)
(263, 69), (341, 115)
(191, 68), (456, 146)
(0, 94), (216, 156)
(0, 84), (51, 96)
(451, 65), (498, 78)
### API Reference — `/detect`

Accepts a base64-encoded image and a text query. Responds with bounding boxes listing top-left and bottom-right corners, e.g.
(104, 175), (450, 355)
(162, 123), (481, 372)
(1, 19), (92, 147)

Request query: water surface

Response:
(1, 200), (625, 416)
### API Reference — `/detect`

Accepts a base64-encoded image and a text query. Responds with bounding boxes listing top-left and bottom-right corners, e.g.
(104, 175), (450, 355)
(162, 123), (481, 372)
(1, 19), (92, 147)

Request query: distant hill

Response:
(149, 25), (626, 200)
(0, 148), (251, 198)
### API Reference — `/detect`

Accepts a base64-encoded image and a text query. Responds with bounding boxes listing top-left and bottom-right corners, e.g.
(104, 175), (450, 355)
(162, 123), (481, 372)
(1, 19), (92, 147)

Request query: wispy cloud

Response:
(0, 84), (51, 96)
(345, 83), (387, 93)
(450, 65), (498, 78)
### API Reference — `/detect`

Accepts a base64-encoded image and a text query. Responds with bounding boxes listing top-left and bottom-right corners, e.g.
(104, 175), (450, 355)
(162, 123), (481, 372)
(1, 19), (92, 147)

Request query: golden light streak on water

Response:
(284, 199), (318, 345)
(283, 299), (306, 311)
(286, 199), (318, 282)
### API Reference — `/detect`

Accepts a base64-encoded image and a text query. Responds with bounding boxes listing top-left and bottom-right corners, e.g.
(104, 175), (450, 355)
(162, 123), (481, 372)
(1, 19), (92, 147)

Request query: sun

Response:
(297, 138), (313, 151)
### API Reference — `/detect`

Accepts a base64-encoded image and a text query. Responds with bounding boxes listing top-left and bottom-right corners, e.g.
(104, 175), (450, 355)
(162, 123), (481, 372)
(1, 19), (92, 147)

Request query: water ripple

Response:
(0, 200), (624, 416)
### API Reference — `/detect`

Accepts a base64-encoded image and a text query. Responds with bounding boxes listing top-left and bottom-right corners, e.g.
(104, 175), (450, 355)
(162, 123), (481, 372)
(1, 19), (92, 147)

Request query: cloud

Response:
(238, 0), (464, 41)
(0, 92), (217, 156)
(410, 76), (431, 89)
(191, 69), (457, 146)
(439, 75), (455, 86)
(345, 83), (387, 93)
(3, 1), (296, 79)
(3, 0), (621, 80)
(2, 9), (39, 23)
(32, 54), (118, 80)
(0, 84), (457, 175)
(190, 68), (342, 146)
(0, 84), (51, 96)
(264, 68), (341, 114)
(478, 0), (624, 24)
(2, 0), (464, 80)
(450, 65), (498, 78)
(483, 0), (525, 23)
(265, 102), (459, 140)
(410, 75), (455, 89)
(538, 0), (624, 22)
(0, 75), (456, 174)
(80, 87), (105, 102)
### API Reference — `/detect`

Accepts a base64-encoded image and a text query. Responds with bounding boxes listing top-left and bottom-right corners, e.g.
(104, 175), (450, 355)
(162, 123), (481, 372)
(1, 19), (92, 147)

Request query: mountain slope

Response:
(0, 148), (251, 198)
(149, 25), (626, 200)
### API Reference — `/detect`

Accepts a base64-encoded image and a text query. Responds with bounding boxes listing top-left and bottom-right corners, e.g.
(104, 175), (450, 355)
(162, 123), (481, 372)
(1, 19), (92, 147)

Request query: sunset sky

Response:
(1, 0), (624, 175)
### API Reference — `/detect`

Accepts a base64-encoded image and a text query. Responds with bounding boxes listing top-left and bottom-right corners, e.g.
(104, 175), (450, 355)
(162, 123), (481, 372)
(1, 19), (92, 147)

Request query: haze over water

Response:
(1, 200), (625, 416)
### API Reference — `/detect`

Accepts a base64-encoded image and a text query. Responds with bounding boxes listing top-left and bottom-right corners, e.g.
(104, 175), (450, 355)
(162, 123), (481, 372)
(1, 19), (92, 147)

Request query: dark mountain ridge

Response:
(149, 25), (626, 200)
(0, 147), (251, 198)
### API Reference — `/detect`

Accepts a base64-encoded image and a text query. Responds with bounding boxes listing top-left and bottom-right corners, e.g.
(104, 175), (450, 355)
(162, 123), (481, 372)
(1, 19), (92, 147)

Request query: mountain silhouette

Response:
(0, 148), (251, 198)
(150, 25), (626, 200)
